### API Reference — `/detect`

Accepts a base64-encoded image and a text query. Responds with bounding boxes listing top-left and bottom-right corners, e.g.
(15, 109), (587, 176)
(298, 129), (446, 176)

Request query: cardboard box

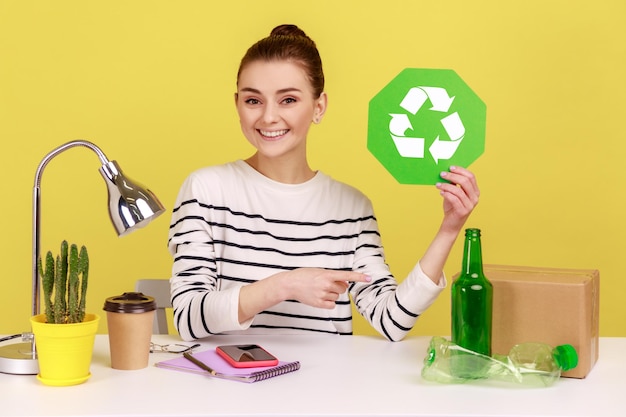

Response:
(483, 265), (600, 378)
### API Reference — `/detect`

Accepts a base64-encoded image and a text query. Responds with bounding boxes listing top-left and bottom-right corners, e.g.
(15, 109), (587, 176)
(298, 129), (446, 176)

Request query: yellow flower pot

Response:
(30, 313), (100, 386)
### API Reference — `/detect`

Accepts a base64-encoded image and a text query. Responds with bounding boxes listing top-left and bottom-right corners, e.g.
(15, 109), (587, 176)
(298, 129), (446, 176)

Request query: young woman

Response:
(168, 24), (480, 342)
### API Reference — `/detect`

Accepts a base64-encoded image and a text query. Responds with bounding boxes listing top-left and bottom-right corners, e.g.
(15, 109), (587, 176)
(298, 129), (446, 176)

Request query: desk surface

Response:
(1, 335), (625, 417)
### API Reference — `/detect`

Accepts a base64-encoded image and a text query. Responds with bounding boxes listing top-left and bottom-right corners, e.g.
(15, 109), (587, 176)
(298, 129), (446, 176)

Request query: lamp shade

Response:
(100, 160), (165, 236)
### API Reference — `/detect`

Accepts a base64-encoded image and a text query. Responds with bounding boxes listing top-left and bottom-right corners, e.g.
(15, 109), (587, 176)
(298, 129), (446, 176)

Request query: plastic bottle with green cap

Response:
(421, 336), (579, 387)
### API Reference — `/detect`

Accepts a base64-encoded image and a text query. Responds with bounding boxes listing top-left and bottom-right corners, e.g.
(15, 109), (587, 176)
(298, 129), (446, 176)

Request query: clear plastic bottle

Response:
(421, 336), (578, 387)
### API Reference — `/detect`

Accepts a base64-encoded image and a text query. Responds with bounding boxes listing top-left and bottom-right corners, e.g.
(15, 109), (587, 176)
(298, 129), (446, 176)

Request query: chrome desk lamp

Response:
(0, 140), (166, 375)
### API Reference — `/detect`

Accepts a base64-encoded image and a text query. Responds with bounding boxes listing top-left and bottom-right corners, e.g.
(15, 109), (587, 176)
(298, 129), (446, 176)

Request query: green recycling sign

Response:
(368, 68), (486, 184)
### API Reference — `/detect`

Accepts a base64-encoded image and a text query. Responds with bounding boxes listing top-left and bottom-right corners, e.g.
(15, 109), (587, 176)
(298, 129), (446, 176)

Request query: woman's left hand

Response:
(435, 166), (480, 233)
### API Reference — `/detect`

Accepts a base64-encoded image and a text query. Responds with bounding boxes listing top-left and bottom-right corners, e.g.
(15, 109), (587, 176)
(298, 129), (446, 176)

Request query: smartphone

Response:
(215, 344), (279, 368)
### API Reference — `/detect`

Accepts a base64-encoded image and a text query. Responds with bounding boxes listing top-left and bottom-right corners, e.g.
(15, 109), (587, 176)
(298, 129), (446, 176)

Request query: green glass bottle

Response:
(451, 228), (493, 359)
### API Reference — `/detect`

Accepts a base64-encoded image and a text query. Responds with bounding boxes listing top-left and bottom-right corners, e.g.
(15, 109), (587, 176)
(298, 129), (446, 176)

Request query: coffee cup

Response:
(103, 292), (156, 370)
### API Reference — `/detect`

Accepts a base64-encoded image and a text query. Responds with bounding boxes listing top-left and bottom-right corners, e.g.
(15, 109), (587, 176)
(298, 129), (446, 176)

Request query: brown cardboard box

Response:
(483, 265), (600, 378)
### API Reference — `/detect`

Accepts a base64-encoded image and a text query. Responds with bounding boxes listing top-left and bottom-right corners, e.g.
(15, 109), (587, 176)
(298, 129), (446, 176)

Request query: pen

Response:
(183, 352), (255, 382)
(183, 352), (218, 377)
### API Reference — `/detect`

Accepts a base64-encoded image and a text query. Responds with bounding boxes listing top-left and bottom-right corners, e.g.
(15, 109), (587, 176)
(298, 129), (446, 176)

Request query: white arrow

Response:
(429, 135), (463, 164)
(420, 87), (455, 112)
(389, 113), (413, 137)
(429, 112), (466, 164)
(400, 88), (428, 114)
(391, 135), (425, 158)
(440, 112), (465, 141)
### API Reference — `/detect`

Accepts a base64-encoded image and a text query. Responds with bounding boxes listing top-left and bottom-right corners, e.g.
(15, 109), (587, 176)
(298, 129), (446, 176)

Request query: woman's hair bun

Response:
(237, 23), (324, 97)
(270, 24), (308, 39)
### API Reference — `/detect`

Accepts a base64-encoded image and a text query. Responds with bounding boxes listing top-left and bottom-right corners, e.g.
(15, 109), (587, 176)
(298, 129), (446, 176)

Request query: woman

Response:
(168, 24), (479, 342)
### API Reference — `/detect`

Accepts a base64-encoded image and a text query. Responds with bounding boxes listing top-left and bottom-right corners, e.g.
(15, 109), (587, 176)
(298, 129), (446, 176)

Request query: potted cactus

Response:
(30, 240), (100, 386)
(39, 240), (90, 324)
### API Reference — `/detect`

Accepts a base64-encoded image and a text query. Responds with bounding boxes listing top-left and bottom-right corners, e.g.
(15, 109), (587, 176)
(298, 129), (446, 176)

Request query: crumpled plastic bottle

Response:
(421, 336), (578, 387)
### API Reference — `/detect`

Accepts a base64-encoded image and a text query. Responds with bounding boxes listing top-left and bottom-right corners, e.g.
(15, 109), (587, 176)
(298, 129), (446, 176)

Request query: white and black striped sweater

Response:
(168, 160), (445, 342)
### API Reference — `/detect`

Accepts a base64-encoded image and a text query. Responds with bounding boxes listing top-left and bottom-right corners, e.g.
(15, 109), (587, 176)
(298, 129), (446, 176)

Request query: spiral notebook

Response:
(155, 349), (300, 383)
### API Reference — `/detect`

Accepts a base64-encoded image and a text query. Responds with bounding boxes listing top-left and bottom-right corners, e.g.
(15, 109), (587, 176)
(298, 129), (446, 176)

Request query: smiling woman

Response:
(234, 24), (327, 184)
(167, 24), (480, 343)
(235, 60), (327, 183)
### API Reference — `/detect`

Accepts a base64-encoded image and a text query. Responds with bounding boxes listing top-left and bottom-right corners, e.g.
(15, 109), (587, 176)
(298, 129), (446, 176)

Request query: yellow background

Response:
(1, 1), (624, 337)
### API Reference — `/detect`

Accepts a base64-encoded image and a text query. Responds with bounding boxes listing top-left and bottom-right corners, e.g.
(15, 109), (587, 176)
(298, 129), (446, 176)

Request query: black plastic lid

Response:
(103, 292), (156, 313)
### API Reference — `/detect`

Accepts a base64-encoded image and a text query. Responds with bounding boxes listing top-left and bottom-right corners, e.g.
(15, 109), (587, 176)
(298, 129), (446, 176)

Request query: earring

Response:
(313, 116), (320, 124)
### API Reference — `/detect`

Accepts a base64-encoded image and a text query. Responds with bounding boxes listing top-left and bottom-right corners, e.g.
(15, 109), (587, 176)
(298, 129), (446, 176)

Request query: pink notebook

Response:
(155, 349), (300, 383)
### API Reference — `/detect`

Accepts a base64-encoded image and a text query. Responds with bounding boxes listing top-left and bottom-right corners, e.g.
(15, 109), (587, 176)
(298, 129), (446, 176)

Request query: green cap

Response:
(552, 344), (578, 371)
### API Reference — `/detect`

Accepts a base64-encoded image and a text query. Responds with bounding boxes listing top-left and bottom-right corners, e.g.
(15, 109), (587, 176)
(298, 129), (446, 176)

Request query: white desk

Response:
(1, 335), (625, 417)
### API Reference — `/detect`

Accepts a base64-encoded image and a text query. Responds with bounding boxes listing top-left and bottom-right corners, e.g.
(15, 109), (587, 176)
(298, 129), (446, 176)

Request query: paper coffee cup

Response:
(103, 292), (156, 370)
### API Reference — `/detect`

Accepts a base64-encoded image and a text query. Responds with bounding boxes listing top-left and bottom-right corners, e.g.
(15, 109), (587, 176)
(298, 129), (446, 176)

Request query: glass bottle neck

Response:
(462, 230), (484, 276)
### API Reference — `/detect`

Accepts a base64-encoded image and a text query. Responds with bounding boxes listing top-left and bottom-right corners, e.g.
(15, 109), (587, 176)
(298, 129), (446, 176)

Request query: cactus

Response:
(77, 245), (89, 323)
(38, 240), (90, 324)
(38, 252), (55, 324)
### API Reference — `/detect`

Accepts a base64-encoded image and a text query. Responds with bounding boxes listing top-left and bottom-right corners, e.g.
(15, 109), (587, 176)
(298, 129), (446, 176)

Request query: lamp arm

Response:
(31, 140), (111, 317)
(33, 140), (110, 188)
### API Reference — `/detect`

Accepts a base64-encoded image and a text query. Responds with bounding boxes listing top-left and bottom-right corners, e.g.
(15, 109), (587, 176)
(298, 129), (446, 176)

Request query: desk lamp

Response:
(0, 140), (166, 375)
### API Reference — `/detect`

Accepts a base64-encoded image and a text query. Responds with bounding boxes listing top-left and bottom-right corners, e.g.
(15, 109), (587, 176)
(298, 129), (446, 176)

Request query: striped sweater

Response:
(168, 160), (445, 341)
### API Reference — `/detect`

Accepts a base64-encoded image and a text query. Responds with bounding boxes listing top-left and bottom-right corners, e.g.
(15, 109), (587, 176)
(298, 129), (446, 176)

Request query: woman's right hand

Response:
(238, 268), (371, 323)
(280, 268), (371, 309)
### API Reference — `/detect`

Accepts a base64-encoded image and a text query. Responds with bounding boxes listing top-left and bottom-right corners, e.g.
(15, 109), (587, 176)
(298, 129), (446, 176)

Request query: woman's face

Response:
(235, 60), (326, 163)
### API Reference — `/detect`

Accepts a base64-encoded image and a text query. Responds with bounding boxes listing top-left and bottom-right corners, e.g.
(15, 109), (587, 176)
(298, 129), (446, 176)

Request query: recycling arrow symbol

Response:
(389, 86), (465, 164)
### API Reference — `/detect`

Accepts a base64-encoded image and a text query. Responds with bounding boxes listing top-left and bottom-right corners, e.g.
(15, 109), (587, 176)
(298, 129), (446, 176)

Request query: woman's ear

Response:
(313, 92), (328, 124)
